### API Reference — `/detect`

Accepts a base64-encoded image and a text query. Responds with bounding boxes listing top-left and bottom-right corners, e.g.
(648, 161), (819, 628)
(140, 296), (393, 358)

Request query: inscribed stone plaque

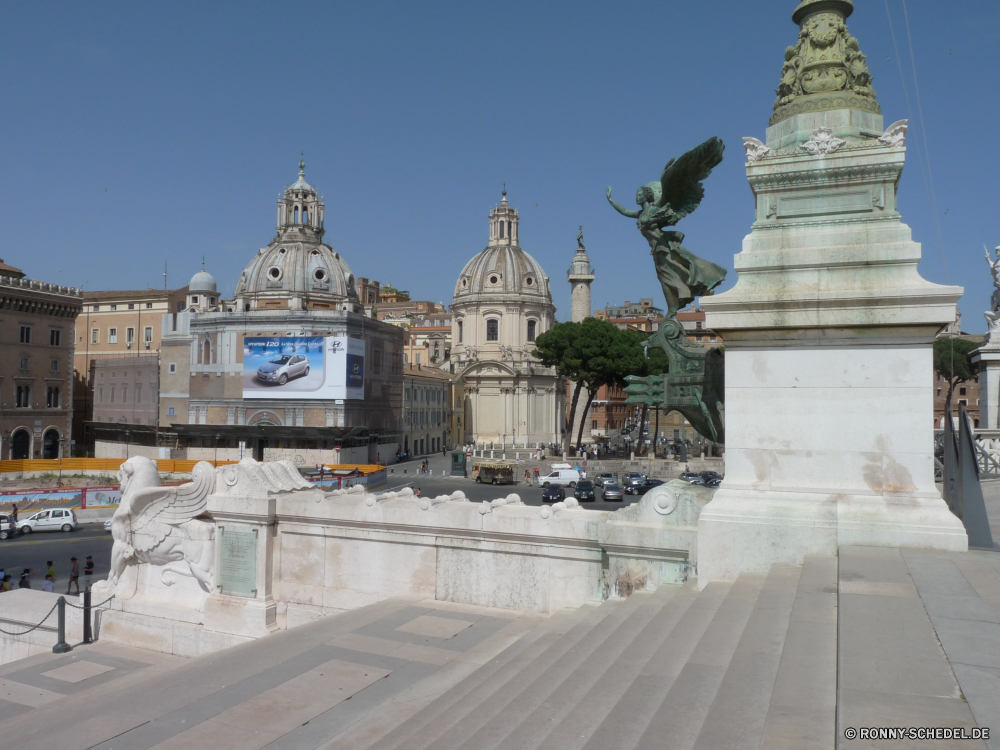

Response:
(219, 525), (258, 597)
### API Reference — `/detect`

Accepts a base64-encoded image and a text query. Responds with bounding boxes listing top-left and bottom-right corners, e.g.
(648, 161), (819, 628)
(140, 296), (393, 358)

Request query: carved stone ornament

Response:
(878, 119), (909, 147)
(800, 128), (847, 155)
(743, 137), (772, 163)
(499, 345), (513, 360)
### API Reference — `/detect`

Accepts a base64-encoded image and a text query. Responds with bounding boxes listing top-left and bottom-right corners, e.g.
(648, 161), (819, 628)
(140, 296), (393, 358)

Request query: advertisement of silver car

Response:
(242, 336), (364, 400)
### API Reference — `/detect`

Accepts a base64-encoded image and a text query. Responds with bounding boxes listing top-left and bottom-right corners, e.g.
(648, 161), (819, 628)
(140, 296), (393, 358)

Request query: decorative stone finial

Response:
(771, 0), (877, 126)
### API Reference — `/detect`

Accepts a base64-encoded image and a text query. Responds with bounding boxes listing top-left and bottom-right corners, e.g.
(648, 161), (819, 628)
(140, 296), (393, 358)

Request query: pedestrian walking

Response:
(377, 452), (381, 465)
(18, 568), (33, 589)
(67, 557), (80, 595)
(415, 487), (421, 497)
(1, 574), (11, 592)
(11, 504), (17, 526)
(46, 560), (56, 583)
(41, 575), (54, 593)
(84, 556), (95, 589)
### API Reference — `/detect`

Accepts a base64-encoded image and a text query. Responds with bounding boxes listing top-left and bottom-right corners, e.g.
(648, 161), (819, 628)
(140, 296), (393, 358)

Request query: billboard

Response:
(243, 336), (364, 400)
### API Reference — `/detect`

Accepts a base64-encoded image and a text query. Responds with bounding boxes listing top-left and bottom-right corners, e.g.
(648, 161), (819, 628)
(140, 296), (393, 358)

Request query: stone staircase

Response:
(335, 557), (838, 750)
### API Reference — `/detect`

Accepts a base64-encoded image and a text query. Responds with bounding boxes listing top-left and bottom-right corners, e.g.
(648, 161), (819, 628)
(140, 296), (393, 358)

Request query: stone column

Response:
(699, 112), (967, 584)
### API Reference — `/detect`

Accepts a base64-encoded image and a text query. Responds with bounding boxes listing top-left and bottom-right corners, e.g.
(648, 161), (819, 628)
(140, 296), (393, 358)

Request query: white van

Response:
(540, 469), (581, 488)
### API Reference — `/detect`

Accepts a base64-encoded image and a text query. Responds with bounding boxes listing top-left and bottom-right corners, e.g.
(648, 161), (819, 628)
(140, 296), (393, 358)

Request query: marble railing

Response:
(0, 275), (81, 297)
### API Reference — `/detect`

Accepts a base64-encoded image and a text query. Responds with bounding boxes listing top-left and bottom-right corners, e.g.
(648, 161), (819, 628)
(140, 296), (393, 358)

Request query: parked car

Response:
(594, 473), (617, 487)
(679, 472), (705, 484)
(623, 472), (646, 490)
(626, 478), (665, 496)
(540, 469), (580, 488)
(574, 480), (597, 502)
(0, 513), (18, 540)
(704, 477), (723, 488)
(256, 354), (310, 385)
(104, 518), (113, 533)
(19, 508), (78, 534)
(699, 471), (723, 483)
(542, 485), (566, 503)
(601, 482), (624, 502)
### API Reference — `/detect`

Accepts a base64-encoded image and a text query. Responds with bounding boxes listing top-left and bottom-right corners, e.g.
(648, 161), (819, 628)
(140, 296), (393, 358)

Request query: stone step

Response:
(631, 572), (767, 750)
(574, 580), (732, 750)
(381, 597), (628, 750)
(335, 606), (592, 750)
(837, 547), (982, 745)
(757, 556), (838, 750)
(459, 584), (682, 750)
(690, 564), (802, 750)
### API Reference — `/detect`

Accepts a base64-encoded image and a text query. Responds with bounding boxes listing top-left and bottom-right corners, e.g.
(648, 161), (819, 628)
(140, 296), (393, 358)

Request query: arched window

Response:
(499, 222), (504, 239)
(11, 429), (30, 460)
(527, 320), (537, 342)
(486, 319), (499, 341)
(302, 207), (309, 224)
(43, 428), (60, 459)
(458, 321), (463, 343)
(294, 206), (300, 224)
(507, 220), (512, 239)
(203, 339), (211, 364)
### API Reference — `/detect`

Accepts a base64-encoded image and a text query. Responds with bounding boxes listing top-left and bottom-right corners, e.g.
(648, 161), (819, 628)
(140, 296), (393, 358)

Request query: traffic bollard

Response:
(83, 588), (93, 644)
(53, 597), (72, 654)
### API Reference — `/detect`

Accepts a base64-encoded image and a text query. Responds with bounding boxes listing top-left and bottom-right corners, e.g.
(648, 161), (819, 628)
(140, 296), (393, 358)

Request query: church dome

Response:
(232, 162), (362, 313)
(188, 269), (217, 293)
(453, 192), (552, 304)
(236, 243), (358, 300)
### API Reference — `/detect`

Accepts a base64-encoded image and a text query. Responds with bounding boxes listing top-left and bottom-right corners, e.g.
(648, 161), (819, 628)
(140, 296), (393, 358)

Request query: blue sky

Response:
(2, 1), (997, 330)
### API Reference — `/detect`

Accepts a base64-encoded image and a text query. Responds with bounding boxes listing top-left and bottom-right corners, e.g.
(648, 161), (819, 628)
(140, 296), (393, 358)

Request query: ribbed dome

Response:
(454, 245), (551, 302)
(236, 242), (358, 300)
(188, 270), (217, 293)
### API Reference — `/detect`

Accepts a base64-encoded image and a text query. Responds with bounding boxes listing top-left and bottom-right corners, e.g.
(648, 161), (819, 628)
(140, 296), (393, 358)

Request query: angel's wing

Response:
(130, 462), (215, 536)
(657, 137), (725, 221)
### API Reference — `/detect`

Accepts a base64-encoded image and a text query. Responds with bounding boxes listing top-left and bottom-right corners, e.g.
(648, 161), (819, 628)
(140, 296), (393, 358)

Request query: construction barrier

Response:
(0, 458), (239, 476)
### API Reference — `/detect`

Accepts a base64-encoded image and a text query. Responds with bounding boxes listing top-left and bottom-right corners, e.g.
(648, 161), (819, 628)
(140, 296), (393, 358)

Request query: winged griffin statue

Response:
(93, 456), (216, 595)
(606, 137), (728, 443)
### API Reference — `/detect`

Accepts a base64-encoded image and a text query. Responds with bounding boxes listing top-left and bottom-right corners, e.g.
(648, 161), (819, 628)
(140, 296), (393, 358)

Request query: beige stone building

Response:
(0, 259), (82, 458)
(450, 191), (565, 447)
(402, 363), (455, 457)
(90, 356), (160, 426)
(149, 163), (404, 465)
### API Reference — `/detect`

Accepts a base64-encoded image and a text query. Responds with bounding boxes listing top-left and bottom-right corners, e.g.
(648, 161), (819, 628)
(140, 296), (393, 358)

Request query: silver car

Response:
(257, 354), (310, 385)
(601, 482), (624, 502)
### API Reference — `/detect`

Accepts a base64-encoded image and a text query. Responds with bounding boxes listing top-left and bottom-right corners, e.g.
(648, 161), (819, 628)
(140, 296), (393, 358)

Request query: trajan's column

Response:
(698, 0), (967, 582)
(568, 227), (595, 323)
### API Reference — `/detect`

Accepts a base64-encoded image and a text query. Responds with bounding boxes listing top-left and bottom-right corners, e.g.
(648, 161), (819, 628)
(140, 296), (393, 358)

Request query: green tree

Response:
(574, 327), (649, 449)
(933, 337), (981, 415)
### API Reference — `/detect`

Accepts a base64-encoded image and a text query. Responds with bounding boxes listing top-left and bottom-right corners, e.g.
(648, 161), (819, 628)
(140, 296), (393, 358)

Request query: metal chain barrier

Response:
(64, 595), (115, 610)
(0, 600), (59, 636)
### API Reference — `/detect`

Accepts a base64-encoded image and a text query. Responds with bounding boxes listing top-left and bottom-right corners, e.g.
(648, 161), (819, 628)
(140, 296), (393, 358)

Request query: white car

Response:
(19, 508), (78, 534)
(539, 469), (581, 488)
(104, 518), (113, 533)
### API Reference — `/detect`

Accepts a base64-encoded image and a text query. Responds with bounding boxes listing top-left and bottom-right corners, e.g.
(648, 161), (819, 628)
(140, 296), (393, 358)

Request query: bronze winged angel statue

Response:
(607, 136), (727, 318)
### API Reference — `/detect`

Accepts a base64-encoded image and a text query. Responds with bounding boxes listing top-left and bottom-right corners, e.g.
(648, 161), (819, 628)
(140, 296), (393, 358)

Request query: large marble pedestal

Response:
(973, 343), (1000, 429)
(698, 109), (968, 584)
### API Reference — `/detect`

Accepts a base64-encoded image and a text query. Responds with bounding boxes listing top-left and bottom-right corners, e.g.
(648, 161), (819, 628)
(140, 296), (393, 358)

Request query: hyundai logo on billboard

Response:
(346, 354), (364, 389)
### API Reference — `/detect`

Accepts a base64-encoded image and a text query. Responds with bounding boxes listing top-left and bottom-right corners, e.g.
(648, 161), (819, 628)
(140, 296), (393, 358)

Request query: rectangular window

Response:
(415, 353), (421, 364)
(176, 301), (184, 312)
(486, 319), (499, 341)
(168, 406), (175, 416)
(91, 328), (99, 344)
(122, 385), (128, 403)
(15, 385), (30, 408)
(128, 303), (135, 310)
(960, 387), (967, 396)
(19, 357), (29, 371)
(126, 327), (135, 345)
(593, 420), (598, 429)
(49, 329), (61, 346)
(146, 302), (152, 309)
(960, 399), (968, 406)
(108, 328), (118, 343)
(92, 305), (100, 312)
(110, 386), (116, 403)
(527, 320), (536, 342)
(168, 363), (177, 374)
(46, 387), (60, 408)
(50, 359), (58, 373)
(110, 304), (117, 311)
(19, 325), (31, 344)
(144, 326), (153, 343)
(98, 387), (103, 403)
(136, 383), (142, 403)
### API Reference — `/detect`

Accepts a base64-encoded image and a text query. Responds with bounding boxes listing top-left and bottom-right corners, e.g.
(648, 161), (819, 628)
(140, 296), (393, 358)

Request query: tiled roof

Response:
(0, 259), (25, 277)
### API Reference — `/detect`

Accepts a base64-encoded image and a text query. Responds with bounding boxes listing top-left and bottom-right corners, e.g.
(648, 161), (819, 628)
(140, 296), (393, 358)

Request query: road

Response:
(0, 525), (112, 592)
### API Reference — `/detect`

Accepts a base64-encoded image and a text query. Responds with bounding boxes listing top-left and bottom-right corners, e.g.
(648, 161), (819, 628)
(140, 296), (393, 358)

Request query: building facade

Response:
(148, 163), (404, 465)
(90, 356), (160, 426)
(402, 363), (454, 456)
(0, 260), (82, 459)
(450, 191), (564, 446)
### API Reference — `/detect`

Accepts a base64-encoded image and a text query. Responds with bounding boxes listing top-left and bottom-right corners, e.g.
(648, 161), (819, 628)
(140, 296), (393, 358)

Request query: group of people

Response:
(0, 556), (95, 594)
